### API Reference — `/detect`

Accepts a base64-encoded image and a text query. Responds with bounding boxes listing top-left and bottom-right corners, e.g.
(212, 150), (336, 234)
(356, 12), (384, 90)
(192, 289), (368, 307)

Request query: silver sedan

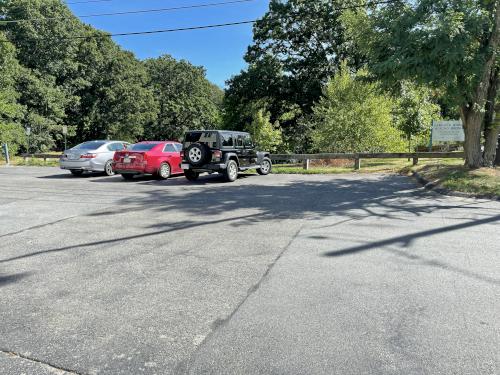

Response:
(60, 140), (129, 176)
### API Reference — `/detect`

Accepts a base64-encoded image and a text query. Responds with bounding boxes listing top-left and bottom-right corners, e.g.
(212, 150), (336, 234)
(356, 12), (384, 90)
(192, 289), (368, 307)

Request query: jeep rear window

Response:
(184, 132), (218, 148)
(129, 143), (158, 151)
(185, 132), (203, 142)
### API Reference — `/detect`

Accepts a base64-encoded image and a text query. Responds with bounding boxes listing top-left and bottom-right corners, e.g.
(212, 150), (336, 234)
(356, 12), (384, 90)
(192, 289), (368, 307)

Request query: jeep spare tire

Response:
(186, 143), (210, 166)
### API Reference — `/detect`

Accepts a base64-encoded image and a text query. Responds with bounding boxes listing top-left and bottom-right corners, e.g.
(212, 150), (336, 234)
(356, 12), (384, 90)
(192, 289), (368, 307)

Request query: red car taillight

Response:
(80, 153), (97, 159)
(180, 150), (185, 158)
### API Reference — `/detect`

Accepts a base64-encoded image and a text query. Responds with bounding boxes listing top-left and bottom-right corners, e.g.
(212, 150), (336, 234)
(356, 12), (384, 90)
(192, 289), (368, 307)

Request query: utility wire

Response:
(84, 20), (257, 38)
(0, 20), (257, 43)
(0, 0), (398, 43)
(0, 0), (256, 24)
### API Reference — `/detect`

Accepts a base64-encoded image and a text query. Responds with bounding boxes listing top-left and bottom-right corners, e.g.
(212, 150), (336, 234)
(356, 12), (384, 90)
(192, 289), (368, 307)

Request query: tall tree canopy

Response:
(357, 0), (500, 167)
(224, 0), (366, 147)
(0, 0), (221, 153)
(144, 55), (223, 141)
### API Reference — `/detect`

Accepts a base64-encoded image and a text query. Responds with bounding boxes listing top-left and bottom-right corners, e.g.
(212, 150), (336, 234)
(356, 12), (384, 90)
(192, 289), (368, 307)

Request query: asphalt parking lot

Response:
(0, 167), (499, 375)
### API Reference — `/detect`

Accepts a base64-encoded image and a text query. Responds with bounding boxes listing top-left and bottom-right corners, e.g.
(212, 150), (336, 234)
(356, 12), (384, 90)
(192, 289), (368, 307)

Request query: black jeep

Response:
(180, 130), (272, 182)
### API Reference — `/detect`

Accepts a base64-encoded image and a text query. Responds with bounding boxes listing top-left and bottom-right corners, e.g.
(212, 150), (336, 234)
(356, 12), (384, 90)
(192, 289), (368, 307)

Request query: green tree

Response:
(0, 33), (25, 155)
(393, 81), (441, 151)
(73, 38), (157, 142)
(16, 69), (69, 152)
(358, 0), (500, 168)
(246, 104), (283, 152)
(225, 0), (367, 149)
(311, 66), (405, 153)
(144, 55), (222, 140)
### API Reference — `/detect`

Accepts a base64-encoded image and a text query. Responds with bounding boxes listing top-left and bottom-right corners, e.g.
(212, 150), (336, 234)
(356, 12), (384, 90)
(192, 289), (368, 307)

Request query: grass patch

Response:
(0, 153), (61, 167)
(273, 158), (463, 175)
(273, 157), (499, 197)
(412, 163), (500, 197)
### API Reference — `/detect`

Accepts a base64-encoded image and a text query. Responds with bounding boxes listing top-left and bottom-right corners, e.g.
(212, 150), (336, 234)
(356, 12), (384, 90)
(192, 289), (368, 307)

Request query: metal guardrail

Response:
(270, 152), (465, 170)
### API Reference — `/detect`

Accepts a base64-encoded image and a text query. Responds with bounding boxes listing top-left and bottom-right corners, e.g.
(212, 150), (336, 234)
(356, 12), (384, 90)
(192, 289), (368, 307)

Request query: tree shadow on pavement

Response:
(0, 272), (32, 287)
(0, 175), (496, 265)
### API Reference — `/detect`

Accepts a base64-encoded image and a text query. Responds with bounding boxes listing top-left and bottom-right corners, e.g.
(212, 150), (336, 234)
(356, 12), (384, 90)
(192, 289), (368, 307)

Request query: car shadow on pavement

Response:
(89, 173), (255, 185)
(38, 172), (109, 179)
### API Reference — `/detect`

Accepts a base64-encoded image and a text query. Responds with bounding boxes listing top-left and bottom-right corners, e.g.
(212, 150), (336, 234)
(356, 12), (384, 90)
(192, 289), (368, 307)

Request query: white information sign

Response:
(62, 125), (68, 135)
(431, 120), (465, 142)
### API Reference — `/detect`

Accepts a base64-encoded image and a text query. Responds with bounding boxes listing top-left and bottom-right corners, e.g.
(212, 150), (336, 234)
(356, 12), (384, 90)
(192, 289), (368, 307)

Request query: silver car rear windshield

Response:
(129, 144), (158, 151)
(73, 141), (106, 150)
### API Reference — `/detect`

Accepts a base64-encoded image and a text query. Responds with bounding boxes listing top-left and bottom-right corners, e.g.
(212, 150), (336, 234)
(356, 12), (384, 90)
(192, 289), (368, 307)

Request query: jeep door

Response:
(243, 134), (257, 165)
(235, 135), (249, 167)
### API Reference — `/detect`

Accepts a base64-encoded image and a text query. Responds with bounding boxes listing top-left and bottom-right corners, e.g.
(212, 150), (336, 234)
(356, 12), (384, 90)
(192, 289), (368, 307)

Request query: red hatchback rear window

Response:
(129, 144), (158, 151)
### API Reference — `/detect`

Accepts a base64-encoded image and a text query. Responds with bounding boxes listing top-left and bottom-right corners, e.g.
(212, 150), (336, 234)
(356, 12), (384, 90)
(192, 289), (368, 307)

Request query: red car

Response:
(112, 141), (183, 180)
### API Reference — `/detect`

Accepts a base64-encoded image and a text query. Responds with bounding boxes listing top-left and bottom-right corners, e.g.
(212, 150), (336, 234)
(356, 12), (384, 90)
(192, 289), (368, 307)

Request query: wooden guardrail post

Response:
(413, 157), (419, 166)
(354, 157), (361, 170)
(303, 159), (310, 170)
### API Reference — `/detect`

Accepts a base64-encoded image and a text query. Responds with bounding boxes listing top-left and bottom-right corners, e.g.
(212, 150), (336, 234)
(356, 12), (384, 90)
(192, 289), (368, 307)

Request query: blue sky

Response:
(66, 0), (270, 87)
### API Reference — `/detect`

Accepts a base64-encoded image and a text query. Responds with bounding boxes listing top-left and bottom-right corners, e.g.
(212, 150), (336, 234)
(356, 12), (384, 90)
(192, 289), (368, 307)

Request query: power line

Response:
(0, 0), (256, 24)
(0, 20), (257, 43)
(0, 0), (398, 43)
(78, 20), (257, 39)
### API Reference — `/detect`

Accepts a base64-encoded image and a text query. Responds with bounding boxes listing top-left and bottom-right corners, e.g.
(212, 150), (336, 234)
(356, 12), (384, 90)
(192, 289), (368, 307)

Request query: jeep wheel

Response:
(224, 160), (239, 182)
(184, 170), (199, 181)
(157, 162), (171, 180)
(257, 157), (272, 175)
(186, 143), (209, 166)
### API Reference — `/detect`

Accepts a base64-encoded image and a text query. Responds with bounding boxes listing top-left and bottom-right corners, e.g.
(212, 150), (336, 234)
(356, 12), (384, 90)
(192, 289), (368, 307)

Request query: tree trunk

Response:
(484, 122), (500, 166)
(483, 67), (500, 166)
(461, 1), (500, 168)
(461, 107), (484, 168)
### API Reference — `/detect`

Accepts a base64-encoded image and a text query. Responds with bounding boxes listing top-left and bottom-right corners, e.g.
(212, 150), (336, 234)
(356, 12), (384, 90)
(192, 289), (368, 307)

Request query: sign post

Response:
(2, 143), (10, 165)
(62, 125), (68, 151)
(26, 126), (31, 154)
(429, 120), (434, 152)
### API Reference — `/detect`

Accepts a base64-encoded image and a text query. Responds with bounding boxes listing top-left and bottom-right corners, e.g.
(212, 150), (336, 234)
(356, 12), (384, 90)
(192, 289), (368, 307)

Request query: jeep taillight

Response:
(213, 150), (222, 161)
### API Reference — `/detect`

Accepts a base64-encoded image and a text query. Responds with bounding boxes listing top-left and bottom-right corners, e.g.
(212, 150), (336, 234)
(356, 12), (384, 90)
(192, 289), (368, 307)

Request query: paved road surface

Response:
(0, 167), (498, 375)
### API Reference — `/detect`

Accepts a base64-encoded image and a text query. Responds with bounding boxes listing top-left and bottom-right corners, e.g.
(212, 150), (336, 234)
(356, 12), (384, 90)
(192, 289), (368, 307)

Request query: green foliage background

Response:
(311, 66), (405, 153)
(0, 0), (223, 154)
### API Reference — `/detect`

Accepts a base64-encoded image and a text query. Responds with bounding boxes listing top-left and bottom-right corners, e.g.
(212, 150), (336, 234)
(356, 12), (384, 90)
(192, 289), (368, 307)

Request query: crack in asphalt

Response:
(174, 224), (304, 375)
(0, 349), (85, 375)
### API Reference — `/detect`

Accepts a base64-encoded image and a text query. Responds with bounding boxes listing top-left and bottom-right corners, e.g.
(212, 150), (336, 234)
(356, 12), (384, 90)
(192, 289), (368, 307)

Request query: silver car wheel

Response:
(189, 147), (202, 163)
(105, 160), (115, 176)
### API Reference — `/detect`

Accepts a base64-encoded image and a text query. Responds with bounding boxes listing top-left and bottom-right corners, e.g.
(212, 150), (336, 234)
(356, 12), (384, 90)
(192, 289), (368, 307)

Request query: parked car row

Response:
(59, 130), (272, 183)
